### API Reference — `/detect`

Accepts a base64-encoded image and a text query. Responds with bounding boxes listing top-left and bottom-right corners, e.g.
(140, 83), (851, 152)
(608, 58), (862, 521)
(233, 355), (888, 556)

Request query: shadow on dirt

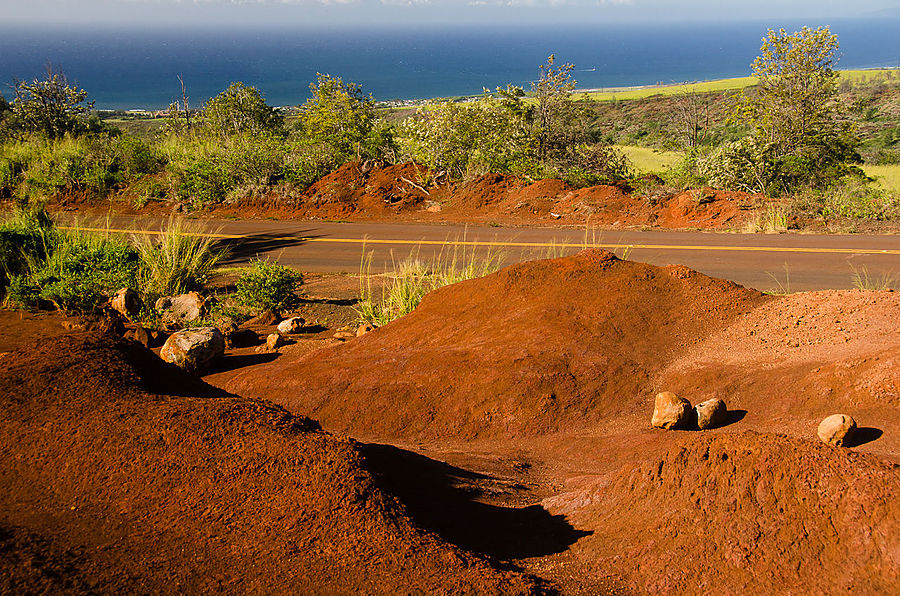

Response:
(216, 231), (322, 264)
(361, 443), (590, 560)
(211, 352), (279, 374)
(722, 409), (747, 427)
(846, 427), (883, 448)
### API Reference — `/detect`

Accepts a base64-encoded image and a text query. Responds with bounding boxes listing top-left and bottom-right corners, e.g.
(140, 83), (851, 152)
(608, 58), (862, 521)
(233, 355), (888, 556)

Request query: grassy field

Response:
(583, 69), (897, 102)
(617, 145), (683, 174)
(862, 164), (900, 193)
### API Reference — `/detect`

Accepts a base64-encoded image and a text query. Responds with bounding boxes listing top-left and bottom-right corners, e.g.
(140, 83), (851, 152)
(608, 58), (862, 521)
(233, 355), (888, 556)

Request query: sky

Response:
(1, 0), (899, 27)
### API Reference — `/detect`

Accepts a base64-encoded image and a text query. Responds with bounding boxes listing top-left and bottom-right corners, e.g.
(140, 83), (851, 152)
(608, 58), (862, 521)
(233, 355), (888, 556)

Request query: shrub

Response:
(235, 260), (303, 313)
(0, 206), (55, 290)
(28, 230), (140, 314)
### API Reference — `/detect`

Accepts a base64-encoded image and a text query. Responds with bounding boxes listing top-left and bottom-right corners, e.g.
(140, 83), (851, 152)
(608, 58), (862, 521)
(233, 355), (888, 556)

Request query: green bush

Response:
(0, 207), (56, 290)
(27, 231), (140, 314)
(235, 259), (303, 313)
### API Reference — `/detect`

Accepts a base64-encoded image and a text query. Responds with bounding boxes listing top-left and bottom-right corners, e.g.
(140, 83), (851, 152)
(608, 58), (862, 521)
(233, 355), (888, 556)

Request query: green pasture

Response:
(583, 69), (897, 102)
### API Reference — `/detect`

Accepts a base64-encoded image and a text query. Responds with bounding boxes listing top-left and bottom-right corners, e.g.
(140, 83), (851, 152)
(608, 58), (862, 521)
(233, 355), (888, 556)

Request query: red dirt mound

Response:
(544, 432), (900, 594)
(300, 161), (434, 215)
(224, 250), (767, 441)
(0, 333), (538, 594)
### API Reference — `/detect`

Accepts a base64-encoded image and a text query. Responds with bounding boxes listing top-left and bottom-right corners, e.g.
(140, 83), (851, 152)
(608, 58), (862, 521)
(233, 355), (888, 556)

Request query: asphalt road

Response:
(66, 216), (900, 292)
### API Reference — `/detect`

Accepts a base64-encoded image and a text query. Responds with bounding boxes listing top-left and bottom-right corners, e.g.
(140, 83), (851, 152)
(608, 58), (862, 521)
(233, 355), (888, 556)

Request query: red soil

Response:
(546, 432), (900, 594)
(224, 250), (768, 441)
(216, 250), (900, 592)
(53, 161), (764, 230)
(0, 332), (539, 594)
(3, 251), (900, 593)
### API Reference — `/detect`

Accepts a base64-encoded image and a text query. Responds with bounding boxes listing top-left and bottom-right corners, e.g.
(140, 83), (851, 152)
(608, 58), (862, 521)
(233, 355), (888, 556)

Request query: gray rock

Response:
(155, 292), (209, 326)
(695, 398), (728, 430)
(160, 327), (225, 372)
(277, 317), (305, 335)
(817, 414), (857, 447)
(651, 391), (692, 430)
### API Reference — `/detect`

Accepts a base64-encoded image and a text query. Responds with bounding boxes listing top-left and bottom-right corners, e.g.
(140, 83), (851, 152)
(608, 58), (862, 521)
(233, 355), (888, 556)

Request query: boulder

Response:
(817, 414), (857, 447)
(277, 317), (305, 335)
(651, 391), (692, 430)
(155, 292), (209, 326)
(160, 327), (225, 372)
(266, 333), (285, 351)
(110, 288), (143, 321)
(695, 398), (728, 430)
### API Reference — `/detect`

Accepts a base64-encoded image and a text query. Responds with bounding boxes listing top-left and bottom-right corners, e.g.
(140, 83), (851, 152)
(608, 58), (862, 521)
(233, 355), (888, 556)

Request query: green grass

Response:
(861, 164), (900, 193)
(583, 69), (897, 102)
(616, 145), (683, 174)
(354, 241), (504, 326)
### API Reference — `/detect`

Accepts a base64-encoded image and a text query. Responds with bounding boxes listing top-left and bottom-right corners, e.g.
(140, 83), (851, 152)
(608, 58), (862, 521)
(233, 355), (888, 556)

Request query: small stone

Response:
(695, 398), (728, 430)
(277, 317), (305, 335)
(110, 288), (142, 321)
(124, 326), (152, 348)
(160, 327), (225, 372)
(817, 414), (857, 447)
(356, 324), (375, 337)
(651, 391), (692, 430)
(333, 331), (355, 340)
(266, 333), (285, 350)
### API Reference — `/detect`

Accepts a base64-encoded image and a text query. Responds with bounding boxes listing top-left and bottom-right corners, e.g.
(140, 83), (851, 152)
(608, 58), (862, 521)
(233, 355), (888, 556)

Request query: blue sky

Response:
(2, 0), (899, 26)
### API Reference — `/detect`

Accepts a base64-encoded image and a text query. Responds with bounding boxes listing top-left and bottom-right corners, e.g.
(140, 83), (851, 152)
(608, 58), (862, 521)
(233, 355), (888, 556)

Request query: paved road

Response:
(65, 216), (900, 292)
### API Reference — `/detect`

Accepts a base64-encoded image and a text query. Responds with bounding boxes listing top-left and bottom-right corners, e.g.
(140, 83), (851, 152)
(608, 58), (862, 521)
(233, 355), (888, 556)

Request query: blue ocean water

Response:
(1, 20), (898, 110)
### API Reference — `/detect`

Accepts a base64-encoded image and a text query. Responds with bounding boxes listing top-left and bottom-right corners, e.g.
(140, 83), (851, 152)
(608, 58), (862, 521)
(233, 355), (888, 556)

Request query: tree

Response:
(202, 82), (283, 138)
(728, 26), (860, 192)
(669, 91), (713, 149)
(11, 65), (93, 139)
(532, 55), (578, 161)
(295, 73), (378, 160)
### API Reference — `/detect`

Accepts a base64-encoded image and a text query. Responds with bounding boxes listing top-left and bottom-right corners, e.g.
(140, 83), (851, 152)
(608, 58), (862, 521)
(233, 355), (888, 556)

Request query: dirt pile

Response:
(225, 250), (767, 441)
(656, 289), (900, 457)
(545, 432), (900, 593)
(0, 333), (539, 593)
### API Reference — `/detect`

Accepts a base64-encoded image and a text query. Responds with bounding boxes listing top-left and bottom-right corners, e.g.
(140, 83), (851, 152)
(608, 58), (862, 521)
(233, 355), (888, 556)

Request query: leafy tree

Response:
(398, 91), (533, 179)
(295, 73), (380, 160)
(11, 66), (93, 139)
(725, 26), (861, 193)
(202, 82), (283, 139)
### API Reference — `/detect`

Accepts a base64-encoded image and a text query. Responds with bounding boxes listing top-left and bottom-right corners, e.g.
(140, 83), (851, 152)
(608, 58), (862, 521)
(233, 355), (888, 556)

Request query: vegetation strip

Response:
(61, 225), (900, 255)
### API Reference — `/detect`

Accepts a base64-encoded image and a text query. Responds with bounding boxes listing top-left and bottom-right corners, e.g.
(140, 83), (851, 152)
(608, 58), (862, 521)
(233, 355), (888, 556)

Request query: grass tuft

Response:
(132, 216), (228, 301)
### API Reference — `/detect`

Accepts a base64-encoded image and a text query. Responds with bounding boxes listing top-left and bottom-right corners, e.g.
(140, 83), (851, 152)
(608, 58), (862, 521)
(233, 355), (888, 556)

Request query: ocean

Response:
(1, 19), (899, 110)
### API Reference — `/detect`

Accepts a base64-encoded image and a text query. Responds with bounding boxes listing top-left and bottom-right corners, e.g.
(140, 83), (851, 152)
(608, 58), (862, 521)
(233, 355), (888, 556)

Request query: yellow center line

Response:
(60, 226), (900, 256)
